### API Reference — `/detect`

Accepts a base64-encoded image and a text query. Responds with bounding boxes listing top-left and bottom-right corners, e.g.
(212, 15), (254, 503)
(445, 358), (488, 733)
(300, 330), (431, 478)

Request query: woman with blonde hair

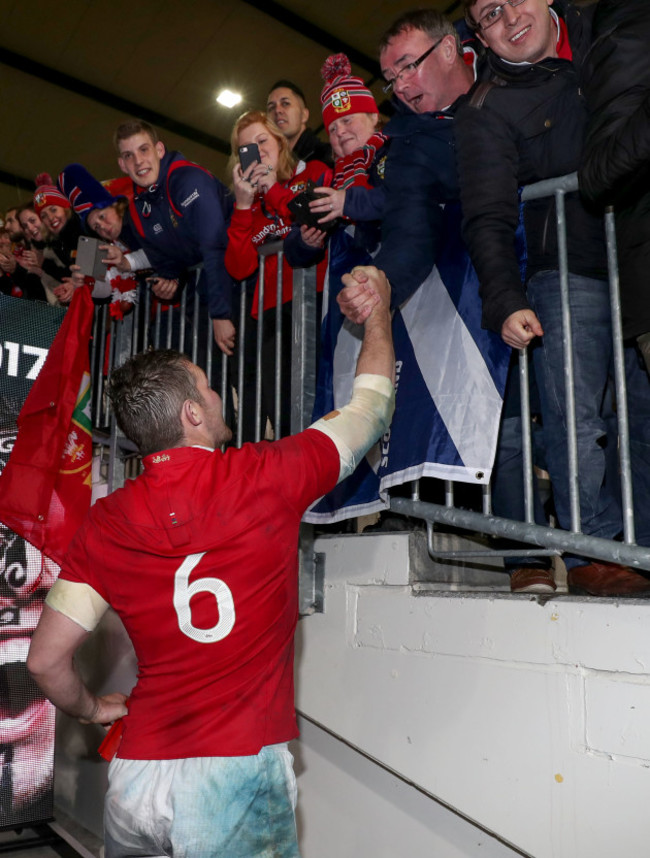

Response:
(225, 110), (330, 438)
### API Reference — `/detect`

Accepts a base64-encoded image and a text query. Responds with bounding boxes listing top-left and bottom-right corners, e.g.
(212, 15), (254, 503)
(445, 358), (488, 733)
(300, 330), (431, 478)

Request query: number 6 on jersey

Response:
(173, 552), (236, 643)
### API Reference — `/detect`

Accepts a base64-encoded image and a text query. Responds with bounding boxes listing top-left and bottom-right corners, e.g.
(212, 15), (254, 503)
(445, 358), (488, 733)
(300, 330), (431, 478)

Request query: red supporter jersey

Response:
(60, 430), (339, 759)
(225, 160), (330, 316)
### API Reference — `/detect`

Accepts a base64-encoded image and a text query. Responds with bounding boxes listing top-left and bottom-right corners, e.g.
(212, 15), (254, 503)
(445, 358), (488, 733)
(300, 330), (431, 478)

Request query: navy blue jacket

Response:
(373, 105), (461, 308)
(128, 150), (234, 319)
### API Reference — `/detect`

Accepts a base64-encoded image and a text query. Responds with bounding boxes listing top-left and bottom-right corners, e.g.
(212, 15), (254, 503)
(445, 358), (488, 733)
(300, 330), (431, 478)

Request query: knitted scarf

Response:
(332, 131), (388, 190)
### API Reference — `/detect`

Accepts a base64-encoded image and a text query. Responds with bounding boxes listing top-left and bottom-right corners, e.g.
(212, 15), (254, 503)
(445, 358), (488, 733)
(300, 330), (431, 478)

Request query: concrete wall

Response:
(292, 716), (520, 858)
(295, 533), (650, 858)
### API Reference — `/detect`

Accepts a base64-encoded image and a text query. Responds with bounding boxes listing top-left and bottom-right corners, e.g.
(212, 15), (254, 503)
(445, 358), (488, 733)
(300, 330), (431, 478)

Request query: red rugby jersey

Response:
(61, 430), (339, 759)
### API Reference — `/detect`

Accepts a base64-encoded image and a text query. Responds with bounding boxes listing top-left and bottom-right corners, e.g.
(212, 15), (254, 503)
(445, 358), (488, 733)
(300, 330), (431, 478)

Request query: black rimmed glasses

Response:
(477, 0), (528, 30)
(382, 35), (445, 95)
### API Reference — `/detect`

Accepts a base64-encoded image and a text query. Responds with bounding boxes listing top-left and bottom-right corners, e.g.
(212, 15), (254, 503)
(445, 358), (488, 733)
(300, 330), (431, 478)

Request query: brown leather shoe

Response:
(510, 567), (556, 594)
(568, 561), (650, 597)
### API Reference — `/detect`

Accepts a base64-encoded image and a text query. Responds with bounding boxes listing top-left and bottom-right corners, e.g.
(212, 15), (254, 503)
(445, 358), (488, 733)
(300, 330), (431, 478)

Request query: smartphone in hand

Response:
(239, 143), (260, 173)
(76, 236), (108, 280)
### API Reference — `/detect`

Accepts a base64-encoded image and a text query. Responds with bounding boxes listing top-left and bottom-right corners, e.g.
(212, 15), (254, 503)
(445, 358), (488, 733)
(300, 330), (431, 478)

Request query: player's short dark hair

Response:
(267, 79), (307, 106)
(113, 119), (160, 152)
(108, 350), (204, 456)
(379, 9), (460, 53)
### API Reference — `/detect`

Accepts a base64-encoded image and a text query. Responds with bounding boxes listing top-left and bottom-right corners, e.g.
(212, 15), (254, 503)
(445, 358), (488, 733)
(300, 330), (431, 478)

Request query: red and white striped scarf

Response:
(332, 131), (388, 190)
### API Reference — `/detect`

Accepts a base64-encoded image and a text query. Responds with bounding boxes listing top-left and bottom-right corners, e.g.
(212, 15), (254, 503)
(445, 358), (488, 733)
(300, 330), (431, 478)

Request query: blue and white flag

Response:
(304, 205), (511, 524)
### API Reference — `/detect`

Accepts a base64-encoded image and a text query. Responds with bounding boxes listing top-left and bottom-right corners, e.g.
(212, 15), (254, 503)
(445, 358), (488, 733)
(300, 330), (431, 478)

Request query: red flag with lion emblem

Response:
(0, 285), (94, 565)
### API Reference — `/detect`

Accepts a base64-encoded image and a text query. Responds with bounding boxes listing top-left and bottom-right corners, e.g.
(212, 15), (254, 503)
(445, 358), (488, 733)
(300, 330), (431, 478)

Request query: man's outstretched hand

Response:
(338, 265), (390, 325)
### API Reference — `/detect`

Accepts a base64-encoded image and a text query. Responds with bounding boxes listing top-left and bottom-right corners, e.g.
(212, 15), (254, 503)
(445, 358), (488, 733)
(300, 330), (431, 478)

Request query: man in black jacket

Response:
(456, 0), (650, 596)
(579, 0), (650, 372)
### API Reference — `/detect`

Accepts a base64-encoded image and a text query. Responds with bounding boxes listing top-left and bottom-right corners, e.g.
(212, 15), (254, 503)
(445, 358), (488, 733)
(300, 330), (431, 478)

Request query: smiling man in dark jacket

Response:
(115, 120), (235, 355)
(456, 0), (650, 596)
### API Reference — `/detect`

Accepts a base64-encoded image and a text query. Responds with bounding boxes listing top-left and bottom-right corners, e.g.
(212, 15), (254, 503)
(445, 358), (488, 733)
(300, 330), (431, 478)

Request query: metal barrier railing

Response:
(396, 172), (650, 573)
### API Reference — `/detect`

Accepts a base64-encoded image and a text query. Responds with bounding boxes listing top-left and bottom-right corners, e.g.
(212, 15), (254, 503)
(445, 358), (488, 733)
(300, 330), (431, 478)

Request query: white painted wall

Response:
(53, 531), (650, 858)
(295, 533), (650, 858)
(291, 716), (520, 858)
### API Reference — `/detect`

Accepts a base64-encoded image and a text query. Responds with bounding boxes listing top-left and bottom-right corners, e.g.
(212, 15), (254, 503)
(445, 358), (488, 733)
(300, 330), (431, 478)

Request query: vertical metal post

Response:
(95, 305), (108, 426)
(555, 189), (581, 532)
(191, 282), (200, 365)
(143, 287), (151, 351)
(107, 318), (134, 492)
(179, 286), (187, 356)
(290, 266), (318, 433)
(153, 303), (162, 349)
(444, 481), (454, 507)
(482, 484), (492, 515)
(518, 348), (535, 523)
(205, 306), (213, 387)
(604, 207), (636, 543)
(165, 304), (174, 349)
(291, 263), (320, 613)
(132, 292), (141, 354)
(275, 250), (284, 437)
(255, 258), (266, 442)
(220, 350), (228, 421)
(236, 281), (247, 449)
(91, 306), (102, 427)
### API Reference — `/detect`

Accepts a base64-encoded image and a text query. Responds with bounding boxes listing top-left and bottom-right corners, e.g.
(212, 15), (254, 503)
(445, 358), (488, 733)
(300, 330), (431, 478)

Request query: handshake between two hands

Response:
(337, 265), (390, 326)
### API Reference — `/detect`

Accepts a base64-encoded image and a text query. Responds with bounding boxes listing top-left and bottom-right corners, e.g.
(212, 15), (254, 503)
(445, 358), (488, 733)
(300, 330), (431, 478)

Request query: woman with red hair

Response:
(226, 110), (330, 439)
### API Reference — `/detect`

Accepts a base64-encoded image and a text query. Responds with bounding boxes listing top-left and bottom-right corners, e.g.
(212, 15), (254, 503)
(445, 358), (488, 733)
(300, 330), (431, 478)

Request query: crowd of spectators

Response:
(2, 0), (649, 597)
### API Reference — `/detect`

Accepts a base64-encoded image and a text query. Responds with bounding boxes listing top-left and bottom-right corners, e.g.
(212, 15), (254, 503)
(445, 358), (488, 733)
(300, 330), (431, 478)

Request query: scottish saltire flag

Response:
(303, 204), (511, 524)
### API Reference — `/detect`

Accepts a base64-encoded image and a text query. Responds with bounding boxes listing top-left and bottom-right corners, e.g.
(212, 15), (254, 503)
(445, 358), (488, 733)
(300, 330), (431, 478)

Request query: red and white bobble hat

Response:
(320, 53), (379, 128)
(33, 173), (71, 214)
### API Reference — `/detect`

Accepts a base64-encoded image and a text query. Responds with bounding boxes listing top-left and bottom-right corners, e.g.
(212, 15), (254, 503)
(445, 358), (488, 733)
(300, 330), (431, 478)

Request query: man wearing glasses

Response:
(455, 0), (650, 596)
(372, 9), (478, 304)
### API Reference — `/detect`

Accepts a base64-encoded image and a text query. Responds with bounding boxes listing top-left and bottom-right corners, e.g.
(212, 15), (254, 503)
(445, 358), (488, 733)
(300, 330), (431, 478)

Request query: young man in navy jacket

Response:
(115, 120), (236, 355)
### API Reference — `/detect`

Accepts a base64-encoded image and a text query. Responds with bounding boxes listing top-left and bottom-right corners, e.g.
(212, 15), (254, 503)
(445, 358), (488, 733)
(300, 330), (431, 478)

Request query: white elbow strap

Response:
(310, 373), (395, 483)
(45, 579), (110, 632)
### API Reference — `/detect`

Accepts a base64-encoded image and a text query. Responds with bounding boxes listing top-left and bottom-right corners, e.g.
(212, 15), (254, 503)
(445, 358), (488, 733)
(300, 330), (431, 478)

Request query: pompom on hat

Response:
(320, 54), (379, 129)
(33, 172), (71, 214)
(57, 163), (125, 227)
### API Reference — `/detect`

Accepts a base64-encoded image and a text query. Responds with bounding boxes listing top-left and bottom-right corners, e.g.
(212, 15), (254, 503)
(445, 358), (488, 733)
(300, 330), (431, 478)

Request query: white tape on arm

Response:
(45, 579), (110, 632)
(310, 373), (395, 483)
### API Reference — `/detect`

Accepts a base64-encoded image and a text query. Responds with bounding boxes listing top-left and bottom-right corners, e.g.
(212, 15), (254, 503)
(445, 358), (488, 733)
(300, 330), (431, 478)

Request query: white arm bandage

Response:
(310, 373), (395, 484)
(45, 579), (110, 632)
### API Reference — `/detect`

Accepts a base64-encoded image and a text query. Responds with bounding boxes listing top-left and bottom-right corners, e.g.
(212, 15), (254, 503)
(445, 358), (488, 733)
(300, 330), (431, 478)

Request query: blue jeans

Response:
(528, 271), (618, 565)
(491, 356), (550, 570)
(527, 271), (650, 564)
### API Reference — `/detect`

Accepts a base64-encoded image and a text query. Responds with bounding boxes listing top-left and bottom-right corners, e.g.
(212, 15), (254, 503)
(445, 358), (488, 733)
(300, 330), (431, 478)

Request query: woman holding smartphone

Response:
(225, 110), (330, 439)
(57, 164), (146, 319)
